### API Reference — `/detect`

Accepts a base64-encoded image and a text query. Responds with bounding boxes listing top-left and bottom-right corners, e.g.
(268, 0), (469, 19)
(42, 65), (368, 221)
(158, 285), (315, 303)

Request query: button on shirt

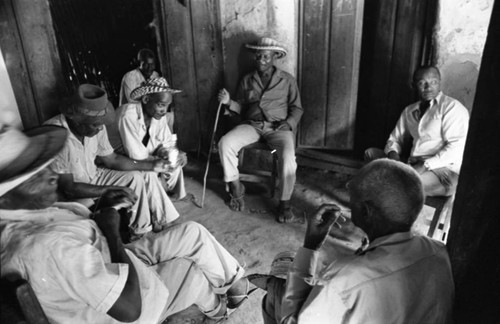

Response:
(228, 68), (303, 131)
(44, 114), (115, 183)
(117, 103), (175, 160)
(384, 92), (469, 173)
(0, 202), (169, 324)
(281, 232), (454, 324)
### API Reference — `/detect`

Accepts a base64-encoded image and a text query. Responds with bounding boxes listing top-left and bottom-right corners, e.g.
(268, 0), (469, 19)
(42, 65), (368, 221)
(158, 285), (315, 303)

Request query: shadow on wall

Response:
(223, 31), (259, 94)
(441, 60), (480, 112)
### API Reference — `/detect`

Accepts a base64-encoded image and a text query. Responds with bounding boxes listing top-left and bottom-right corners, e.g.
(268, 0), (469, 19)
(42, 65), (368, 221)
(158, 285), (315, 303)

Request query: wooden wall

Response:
(354, 0), (436, 155)
(155, 0), (224, 153)
(0, 0), (65, 129)
(447, 1), (500, 321)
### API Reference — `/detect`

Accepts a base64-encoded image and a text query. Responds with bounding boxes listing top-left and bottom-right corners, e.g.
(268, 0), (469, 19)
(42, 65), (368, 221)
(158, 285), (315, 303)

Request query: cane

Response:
(201, 100), (224, 208)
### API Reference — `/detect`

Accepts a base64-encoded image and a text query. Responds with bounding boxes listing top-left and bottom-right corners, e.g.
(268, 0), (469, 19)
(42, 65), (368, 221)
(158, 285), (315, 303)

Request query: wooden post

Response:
(446, 1), (500, 322)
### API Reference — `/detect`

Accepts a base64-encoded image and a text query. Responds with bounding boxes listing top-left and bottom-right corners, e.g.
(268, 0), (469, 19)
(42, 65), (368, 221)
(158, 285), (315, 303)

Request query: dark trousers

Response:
(262, 277), (287, 324)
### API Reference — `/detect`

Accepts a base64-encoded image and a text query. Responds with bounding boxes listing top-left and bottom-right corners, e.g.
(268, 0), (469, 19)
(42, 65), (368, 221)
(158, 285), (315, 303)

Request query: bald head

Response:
(349, 159), (424, 235)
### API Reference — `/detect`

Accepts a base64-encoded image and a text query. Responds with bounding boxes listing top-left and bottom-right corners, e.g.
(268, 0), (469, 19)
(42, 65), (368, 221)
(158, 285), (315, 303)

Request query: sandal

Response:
(226, 276), (257, 309)
(247, 273), (271, 291)
(228, 184), (245, 212)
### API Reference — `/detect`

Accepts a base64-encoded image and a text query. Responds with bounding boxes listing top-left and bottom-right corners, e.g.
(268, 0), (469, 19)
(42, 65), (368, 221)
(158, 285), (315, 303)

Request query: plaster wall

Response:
(435, 0), (494, 111)
(0, 47), (22, 128)
(220, 0), (298, 94)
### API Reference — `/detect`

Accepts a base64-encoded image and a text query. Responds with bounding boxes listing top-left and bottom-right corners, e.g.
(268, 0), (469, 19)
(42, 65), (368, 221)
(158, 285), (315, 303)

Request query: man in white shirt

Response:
(119, 48), (160, 106)
(45, 84), (180, 238)
(256, 159), (454, 324)
(0, 125), (250, 323)
(365, 66), (469, 196)
(117, 77), (188, 200)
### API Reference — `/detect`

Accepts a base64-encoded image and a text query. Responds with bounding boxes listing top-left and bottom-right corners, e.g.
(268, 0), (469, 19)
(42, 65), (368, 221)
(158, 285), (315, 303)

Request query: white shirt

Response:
(44, 114), (115, 183)
(117, 103), (175, 160)
(119, 69), (160, 106)
(0, 202), (169, 324)
(385, 92), (469, 173)
(281, 232), (454, 324)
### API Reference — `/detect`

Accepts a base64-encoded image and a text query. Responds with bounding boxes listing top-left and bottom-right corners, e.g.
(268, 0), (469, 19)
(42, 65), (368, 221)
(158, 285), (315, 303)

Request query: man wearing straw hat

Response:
(0, 124), (250, 323)
(117, 77), (188, 201)
(251, 159), (454, 323)
(45, 84), (180, 239)
(119, 48), (160, 106)
(218, 37), (303, 223)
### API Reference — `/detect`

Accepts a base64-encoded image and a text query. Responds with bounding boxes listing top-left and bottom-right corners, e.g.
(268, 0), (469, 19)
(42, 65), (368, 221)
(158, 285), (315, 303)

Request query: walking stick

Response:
(201, 101), (224, 207)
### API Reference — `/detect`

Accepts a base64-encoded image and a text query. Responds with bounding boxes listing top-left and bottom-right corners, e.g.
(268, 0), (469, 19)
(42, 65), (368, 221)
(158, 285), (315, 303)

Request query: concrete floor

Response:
(166, 158), (366, 324)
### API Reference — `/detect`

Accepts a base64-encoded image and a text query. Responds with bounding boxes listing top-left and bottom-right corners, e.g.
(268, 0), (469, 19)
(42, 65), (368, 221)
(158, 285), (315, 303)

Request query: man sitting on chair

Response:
(0, 124), (250, 323)
(117, 77), (188, 201)
(218, 37), (303, 223)
(256, 159), (454, 323)
(365, 66), (469, 196)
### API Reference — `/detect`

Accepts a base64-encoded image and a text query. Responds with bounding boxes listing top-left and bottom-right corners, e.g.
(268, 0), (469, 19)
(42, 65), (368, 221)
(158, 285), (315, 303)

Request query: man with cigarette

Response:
(218, 37), (303, 223)
(255, 159), (454, 323)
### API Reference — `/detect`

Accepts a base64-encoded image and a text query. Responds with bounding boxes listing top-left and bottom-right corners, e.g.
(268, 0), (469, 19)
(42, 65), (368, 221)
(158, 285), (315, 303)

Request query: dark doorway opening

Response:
(49, 0), (157, 107)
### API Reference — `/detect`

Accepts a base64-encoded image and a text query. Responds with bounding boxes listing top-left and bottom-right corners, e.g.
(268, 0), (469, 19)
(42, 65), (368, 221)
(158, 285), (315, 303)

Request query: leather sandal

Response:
(227, 277), (257, 309)
(228, 184), (245, 211)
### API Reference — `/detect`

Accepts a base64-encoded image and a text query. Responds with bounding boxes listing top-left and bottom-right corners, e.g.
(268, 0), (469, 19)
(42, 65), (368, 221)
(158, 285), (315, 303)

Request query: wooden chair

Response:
(424, 194), (455, 242)
(238, 142), (279, 198)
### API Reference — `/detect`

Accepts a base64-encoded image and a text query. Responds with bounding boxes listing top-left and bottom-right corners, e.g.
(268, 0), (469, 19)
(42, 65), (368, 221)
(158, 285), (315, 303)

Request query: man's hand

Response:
(387, 151), (400, 161)
(154, 144), (170, 160)
(273, 121), (292, 131)
(95, 187), (137, 211)
(304, 204), (342, 251)
(410, 160), (427, 174)
(218, 88), (231, 105)
(178, 151), (188, 168)
(152, 159), (173, 173)
(92, 207), (121, 236)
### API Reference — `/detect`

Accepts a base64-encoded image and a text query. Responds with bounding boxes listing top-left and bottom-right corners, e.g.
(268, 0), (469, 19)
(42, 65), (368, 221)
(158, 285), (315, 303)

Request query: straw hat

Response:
(61, 84), (114, 124)
(245, 37), (287, 59)
(130, 77), (182, 101)
(0, 125), (67, 196)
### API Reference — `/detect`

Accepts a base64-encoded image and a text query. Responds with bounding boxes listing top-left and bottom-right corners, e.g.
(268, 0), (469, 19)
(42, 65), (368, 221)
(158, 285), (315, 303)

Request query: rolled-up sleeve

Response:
(281, 247), (319, 324)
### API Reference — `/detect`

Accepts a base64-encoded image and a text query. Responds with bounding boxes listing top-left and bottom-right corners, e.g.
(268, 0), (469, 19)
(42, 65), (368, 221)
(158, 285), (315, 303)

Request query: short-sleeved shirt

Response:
(117, 103), (175, 160)
(44, 114), (115, 183)
(228, 67), (303, 131)
(119, 69), (160, 106)
(0, 202), (169, 324)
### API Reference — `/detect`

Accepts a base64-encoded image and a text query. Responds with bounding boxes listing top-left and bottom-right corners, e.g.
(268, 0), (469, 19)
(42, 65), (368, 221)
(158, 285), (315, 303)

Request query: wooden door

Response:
(298, 0), (365, 150)
(154, 0), (224, 153)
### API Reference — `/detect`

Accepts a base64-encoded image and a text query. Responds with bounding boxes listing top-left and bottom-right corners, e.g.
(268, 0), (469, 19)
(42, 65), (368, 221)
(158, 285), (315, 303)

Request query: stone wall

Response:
(435, 0), (494, 111)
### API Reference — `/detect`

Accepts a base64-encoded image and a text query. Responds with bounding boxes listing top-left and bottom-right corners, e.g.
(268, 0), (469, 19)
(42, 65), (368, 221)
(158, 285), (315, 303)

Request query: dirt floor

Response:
(166, 157), (367, 324)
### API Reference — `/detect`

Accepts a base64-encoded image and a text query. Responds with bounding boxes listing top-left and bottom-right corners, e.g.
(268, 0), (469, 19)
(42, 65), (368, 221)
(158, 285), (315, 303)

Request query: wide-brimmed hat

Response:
(130, 77), (182, 101)
(0, 125), (68, 197)
(60, 84), (114, 125)
(245, 37), (287, 59)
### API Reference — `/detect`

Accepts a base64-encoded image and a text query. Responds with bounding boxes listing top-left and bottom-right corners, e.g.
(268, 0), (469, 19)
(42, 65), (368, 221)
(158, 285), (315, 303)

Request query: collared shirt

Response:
(228, 67), (303, 131)
(119, 69), (160, 106)
(44, 114), (115, 183)
(117, 103), (175, 160)
(384, 92), (469, 173)
(0, 202), (169, 324)
(281, 232), (454, 324)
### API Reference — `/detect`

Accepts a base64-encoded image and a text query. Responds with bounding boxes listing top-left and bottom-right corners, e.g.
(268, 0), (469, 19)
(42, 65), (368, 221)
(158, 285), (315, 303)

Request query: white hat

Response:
(130, 77), (182, 101)
(245, 37), (287, 59)
(0, 125), (67, 196)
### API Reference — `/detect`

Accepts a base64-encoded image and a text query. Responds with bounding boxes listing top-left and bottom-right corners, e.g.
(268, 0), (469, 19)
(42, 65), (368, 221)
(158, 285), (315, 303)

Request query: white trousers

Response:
(218, 122), (297, 200)
(92, 168), (179, 235)
(159, 166), (187, 200)
(126, 221), (245, 318)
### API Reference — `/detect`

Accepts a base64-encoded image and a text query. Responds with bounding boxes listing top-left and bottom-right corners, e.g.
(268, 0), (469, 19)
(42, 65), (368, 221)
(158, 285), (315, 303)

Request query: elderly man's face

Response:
(67, 118), (105, 138)
(143, 92), (172, 120)
(10, 167), (59, 209)
(139, 58), (156, 80)
(255, 50), (277, 73)
(414, 68), (441, 102)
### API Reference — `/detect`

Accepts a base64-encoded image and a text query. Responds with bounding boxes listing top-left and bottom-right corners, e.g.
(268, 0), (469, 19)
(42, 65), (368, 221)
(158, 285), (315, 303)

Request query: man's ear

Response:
(141, 95), (149, 104)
